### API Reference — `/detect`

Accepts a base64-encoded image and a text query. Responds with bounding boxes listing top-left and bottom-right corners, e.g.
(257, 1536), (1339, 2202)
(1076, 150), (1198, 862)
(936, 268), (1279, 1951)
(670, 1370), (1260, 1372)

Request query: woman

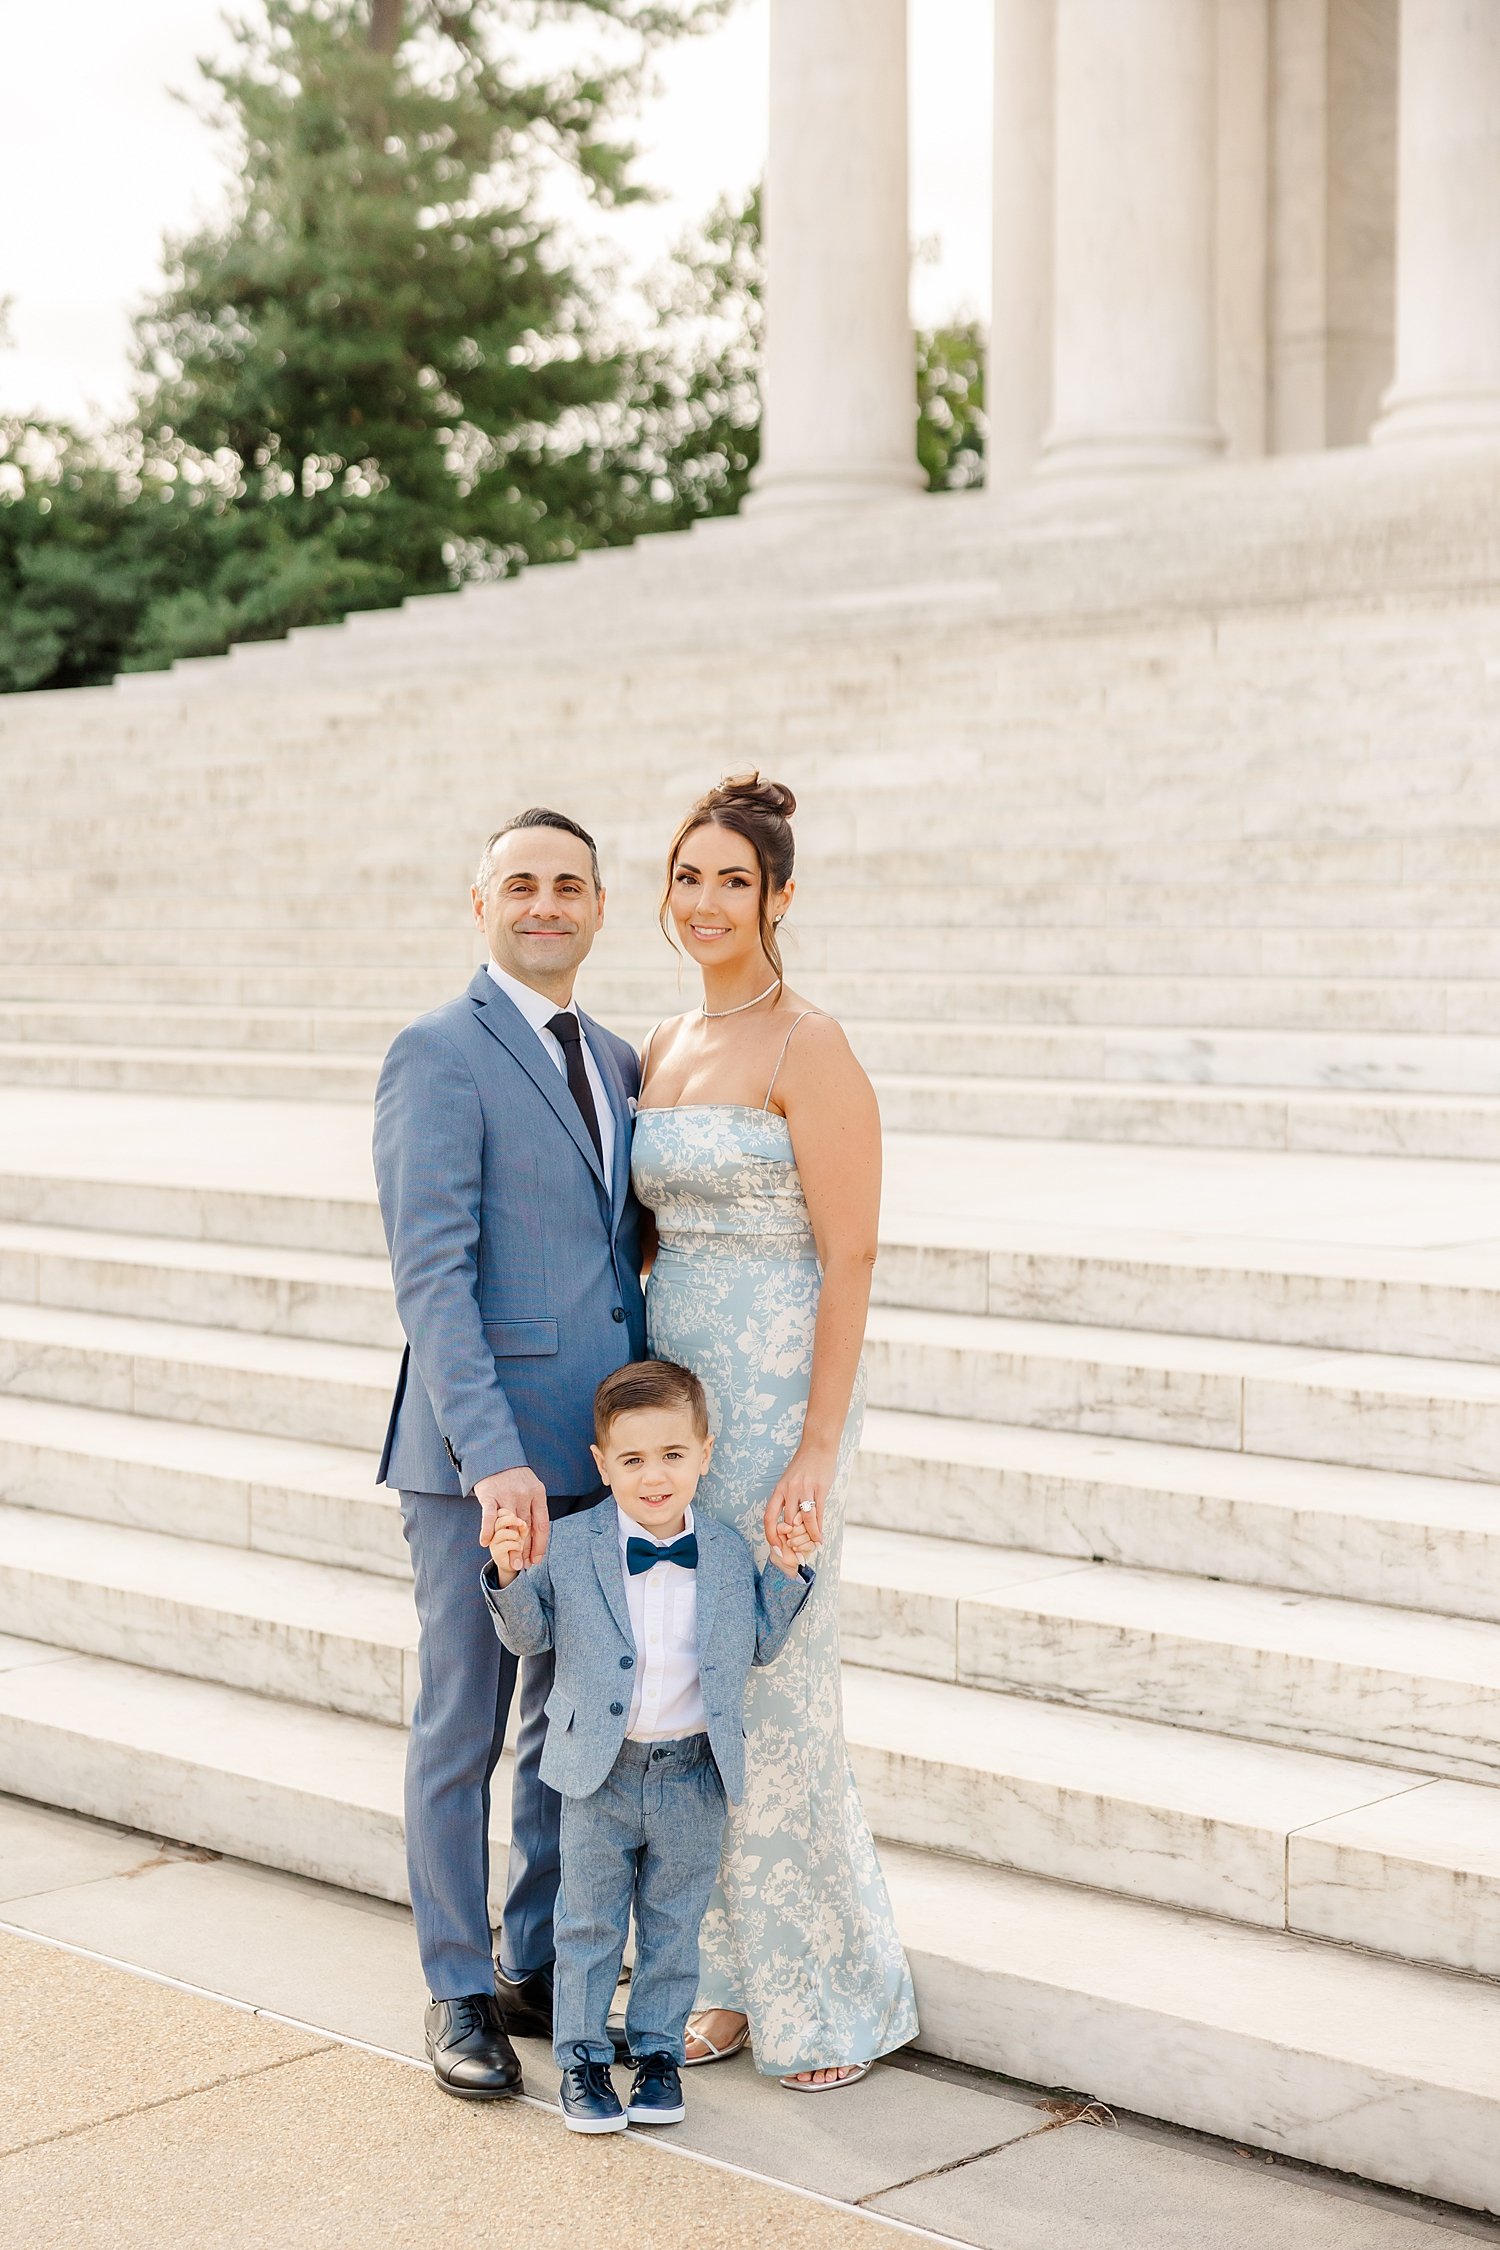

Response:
(630, 771), (918, 2092)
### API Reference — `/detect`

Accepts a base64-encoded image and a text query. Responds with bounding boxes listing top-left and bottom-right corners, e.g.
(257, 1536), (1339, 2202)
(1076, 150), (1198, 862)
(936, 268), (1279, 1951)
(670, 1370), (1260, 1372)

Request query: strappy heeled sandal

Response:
(779, 2063), (872, 2093)
(681, 2016), (751, 2068)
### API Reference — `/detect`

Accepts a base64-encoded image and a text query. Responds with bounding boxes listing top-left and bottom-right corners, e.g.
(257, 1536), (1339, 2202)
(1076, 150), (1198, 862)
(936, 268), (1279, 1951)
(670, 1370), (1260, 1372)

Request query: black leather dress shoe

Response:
(425, 1994), (523, 2099)
(493, 1963), (554, 2041)
(496, 1962), (633, 2061)
(559, 2056), (626, 2134)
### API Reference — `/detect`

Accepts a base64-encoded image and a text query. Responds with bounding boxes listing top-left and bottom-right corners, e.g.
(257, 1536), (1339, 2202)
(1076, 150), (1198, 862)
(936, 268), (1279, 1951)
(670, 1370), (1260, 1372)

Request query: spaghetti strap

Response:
(763, 1010), (818, 1111)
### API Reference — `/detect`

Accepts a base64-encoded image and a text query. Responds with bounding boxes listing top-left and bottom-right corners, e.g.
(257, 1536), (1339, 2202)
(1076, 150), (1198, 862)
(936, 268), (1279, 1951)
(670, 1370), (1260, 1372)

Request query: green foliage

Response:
(917, 322), (985, 492)
(0, 2), (988, 696)
(137, 0), (654, 589)
(602, 186), (762, 534)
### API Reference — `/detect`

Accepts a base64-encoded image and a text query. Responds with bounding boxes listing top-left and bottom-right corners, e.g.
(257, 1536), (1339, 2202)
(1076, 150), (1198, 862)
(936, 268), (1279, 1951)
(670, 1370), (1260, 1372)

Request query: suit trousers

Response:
(552, 1733), (728, 2068)
(401, 1484), (605, 2001)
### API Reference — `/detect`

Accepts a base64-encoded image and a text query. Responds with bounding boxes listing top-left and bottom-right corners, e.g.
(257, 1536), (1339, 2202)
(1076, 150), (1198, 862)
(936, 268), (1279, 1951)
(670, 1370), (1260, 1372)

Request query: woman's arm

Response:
(764, 1016), (881, 1548)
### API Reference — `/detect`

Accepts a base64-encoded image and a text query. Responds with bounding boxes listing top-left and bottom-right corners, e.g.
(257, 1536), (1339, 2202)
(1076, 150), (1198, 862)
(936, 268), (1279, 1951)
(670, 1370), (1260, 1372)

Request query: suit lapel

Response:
(579, 1007), (632, 1235)
(468, 970), (607, 1194)
(693, 1516), (722, 1654)
(589, 1506), (636, 1649)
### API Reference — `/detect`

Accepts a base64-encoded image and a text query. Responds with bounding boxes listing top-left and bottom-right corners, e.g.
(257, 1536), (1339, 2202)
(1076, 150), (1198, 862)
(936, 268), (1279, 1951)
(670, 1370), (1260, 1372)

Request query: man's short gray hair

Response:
(475, 807), (602, 894)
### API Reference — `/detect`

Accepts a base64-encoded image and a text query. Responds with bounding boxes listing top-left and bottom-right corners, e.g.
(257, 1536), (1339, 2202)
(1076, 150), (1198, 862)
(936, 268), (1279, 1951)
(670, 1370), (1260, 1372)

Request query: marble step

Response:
(602, 967), (1500, 1037)
(20, 911), (1500, 982)
(885, 1223), (1500, 1363)
(12, 1004), (1500, 1101)
(0, 1166), (387, 1262)
(0, 1299), (396, 1450)
(4, 1637), (1500, 2213)
(891, 1842), (1500, 2217)
(5, 1574), (1500, 1990)
(853, 1409), (1500, 1621)
(0, 1221), (401, 1349)
(843, 1665), (1500, 1977)
(9, 1203), (1500, 1369)
(8, 1489), (1500, 1786)
(0, 1396), (406, 1577)
(0, 1630), (438, 1906)
(860, 1023), (1500, 1095)
(838, 1525), (1500, 1783)
(6, 961), (1500, 1038)
(12, 1039), (1500, 1159)
(7, 1286), (1500, 1487)
(11, 963), (1500, 1048)
(1, 1376), (1492, 1626)
(0, 1505), (417, 1725)
(875, 1069), (1500, 1158)
(14, 875), (1500, 938)
(863, 1303), (1500, 1480)
(0, 1042), (378, 1103)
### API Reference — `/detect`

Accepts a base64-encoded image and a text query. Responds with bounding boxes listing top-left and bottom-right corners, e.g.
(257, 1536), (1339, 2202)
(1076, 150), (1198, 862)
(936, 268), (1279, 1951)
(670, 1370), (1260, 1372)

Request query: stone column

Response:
(989, 0), (1056, 488)
(1041, 0), (1224, 476)
(747, 0), (923, 510)
(1373, 0), (1500, 448)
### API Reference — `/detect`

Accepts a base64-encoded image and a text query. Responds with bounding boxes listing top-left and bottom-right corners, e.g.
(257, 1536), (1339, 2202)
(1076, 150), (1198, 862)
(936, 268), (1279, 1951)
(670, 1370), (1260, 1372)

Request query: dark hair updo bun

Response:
(660, 769), (797, 994)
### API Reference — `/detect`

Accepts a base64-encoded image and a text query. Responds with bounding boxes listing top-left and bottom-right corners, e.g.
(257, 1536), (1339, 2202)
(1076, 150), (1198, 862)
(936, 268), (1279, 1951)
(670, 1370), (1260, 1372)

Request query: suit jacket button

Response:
(609, 1700), (625, 1716)
(612, 1307), (626, 1323)
(620, 1655), (634, 1669)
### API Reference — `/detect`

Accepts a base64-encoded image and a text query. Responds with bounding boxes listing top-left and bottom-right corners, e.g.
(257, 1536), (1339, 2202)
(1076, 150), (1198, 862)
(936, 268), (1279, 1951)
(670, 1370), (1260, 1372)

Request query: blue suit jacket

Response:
(482, 1506), (814, 1803)
(372, 967), (646, 1498)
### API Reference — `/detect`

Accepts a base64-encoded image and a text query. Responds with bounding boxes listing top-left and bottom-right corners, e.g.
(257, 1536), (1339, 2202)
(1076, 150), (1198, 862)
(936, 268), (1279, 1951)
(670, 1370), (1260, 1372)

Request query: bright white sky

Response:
(0, 0), (992, 428)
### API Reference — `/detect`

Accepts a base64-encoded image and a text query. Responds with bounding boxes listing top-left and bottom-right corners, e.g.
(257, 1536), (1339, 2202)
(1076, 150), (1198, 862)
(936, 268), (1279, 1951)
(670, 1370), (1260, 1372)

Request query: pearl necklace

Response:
(701, 979), (779, 1020)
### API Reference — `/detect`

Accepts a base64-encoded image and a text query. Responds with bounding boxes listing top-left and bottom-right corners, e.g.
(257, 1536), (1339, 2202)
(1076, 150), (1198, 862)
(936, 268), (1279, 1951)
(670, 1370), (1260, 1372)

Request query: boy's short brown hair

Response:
(593, 1359), (710, 1445)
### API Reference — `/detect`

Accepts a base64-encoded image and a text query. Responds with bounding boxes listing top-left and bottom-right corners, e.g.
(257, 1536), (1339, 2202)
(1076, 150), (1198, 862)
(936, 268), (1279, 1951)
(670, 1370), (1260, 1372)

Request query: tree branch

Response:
(368, 0), (403, 55)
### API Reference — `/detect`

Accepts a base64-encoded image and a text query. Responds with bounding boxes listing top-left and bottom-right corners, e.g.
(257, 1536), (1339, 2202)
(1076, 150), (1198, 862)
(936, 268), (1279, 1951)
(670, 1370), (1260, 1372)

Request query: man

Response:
(373, 807), (646, 2098)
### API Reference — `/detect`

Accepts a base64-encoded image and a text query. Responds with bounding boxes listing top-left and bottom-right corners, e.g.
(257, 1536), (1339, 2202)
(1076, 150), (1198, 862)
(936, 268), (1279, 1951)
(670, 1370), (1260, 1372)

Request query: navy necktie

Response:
(625, 1532), (698, 1576)
(545, 1011), (605, 1169)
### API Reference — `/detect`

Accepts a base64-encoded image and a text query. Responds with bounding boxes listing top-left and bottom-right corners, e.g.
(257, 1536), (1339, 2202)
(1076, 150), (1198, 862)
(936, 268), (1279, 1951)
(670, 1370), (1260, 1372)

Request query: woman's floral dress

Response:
(631, 1102), (918, 2075)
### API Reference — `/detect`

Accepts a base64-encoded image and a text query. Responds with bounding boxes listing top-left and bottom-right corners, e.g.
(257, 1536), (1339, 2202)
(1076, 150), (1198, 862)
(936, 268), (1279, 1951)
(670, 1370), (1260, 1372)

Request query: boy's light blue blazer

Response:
(483, 1506), (813, 1803)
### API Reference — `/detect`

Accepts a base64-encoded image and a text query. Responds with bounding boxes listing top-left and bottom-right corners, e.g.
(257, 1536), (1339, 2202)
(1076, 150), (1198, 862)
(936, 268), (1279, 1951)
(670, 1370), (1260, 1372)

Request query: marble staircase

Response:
(5, 446), (1500, 2209)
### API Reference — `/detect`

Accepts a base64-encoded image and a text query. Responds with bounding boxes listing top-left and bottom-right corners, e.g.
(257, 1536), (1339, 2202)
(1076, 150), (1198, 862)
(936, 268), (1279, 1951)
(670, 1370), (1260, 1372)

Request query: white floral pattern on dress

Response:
(632, 1104), (919, 2076)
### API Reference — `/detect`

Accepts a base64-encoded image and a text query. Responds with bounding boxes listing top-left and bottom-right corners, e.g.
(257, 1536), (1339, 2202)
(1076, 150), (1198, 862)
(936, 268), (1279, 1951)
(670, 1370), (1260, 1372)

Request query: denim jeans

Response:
(552, 1733), (727, 2066)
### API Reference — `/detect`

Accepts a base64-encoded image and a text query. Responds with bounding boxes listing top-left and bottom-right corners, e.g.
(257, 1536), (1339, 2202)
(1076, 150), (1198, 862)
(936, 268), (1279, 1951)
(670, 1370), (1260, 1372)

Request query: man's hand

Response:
(474, 1467), (549, 1565)
(486, 1508), (530, 1588)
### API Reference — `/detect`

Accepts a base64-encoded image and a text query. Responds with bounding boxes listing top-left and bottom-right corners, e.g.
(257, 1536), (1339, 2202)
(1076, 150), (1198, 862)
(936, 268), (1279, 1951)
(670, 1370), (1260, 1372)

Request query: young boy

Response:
(482, 1357), (815, 2134)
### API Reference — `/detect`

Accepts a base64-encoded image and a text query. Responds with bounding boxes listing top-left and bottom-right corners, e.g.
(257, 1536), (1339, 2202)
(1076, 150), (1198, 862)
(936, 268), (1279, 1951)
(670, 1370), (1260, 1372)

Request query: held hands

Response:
(474, 1466), (549, 1568)
(763, 1443), (836, 1554)
(768, 1509), (818, 1579)
(486, 1508), (531, 1588)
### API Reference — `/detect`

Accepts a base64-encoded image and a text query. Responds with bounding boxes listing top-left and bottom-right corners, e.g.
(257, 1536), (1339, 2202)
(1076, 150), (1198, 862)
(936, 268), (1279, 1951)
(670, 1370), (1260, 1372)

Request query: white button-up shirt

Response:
(616, 1504), (707, 1742)
(486, 960), (614, 1196)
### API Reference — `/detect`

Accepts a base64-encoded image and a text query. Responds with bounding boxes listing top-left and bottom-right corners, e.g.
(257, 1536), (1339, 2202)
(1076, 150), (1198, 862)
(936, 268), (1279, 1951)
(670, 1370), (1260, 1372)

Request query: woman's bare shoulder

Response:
(779, 1002), (853, 1057)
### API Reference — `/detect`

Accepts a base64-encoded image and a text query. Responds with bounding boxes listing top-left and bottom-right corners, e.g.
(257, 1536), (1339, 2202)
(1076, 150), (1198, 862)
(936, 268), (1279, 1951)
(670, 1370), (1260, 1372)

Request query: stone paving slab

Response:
(869, 2115), (1480, 2249)
(4, 1795), (1495, 2248)
(0, 1927), (327, 2158)
(0, 1975), (895, 2250)
(0, 1792), (169, 1905)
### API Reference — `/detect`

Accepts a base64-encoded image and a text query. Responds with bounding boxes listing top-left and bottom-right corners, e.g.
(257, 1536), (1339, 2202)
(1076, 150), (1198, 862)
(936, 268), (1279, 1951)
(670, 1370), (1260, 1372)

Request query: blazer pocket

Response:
(543, 1686), (574, 1728)
(483, 1319), (560, 1358)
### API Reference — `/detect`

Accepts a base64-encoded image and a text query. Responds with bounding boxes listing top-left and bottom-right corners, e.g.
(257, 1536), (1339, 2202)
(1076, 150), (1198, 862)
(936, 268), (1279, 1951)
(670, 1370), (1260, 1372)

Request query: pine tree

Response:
(130, 0), (731, 639)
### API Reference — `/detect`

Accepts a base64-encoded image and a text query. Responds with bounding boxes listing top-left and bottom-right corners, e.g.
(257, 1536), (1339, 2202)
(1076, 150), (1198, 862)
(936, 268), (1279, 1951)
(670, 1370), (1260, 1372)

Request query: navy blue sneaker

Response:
(558, 2054), (626, 2135)
(626, 2053), (685, 2126)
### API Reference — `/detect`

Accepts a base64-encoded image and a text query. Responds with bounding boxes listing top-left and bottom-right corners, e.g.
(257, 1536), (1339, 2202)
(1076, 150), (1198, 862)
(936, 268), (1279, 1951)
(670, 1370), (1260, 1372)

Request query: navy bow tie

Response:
(625, 1532), (698, 1576)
